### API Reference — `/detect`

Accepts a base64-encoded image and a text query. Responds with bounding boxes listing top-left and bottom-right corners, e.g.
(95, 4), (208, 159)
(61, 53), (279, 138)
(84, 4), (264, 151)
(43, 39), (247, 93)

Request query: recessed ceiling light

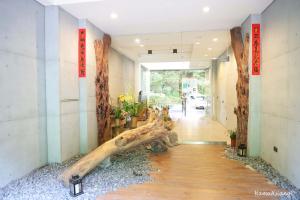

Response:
(110, 12), (118, 19)
(208, 47), (212, 51)
(213, 38), (218, 42)
(204, 54), (208, 57)
(203, 6), (210, 13)
(140, 44), (144, 47)
(212, 57), (217, 60)
(135, 38), (141, 44)
(195, 42), (200, 45)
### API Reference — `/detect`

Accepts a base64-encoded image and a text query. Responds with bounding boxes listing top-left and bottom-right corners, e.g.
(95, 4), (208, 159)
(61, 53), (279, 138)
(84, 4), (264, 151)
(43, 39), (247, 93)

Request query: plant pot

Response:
(231, 138), (236, 148)
(131, 116), (138, 129)
(115, 118), (120, 127)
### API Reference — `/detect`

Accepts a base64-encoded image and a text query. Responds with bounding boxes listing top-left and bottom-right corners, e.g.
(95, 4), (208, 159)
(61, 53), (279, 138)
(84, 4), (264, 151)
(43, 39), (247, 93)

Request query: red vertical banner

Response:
(78, 28), (86, 78)
(252, 24), (261, 75)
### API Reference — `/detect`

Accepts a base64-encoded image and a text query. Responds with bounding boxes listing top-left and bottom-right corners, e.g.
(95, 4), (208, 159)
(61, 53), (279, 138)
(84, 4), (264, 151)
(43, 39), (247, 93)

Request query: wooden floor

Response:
(169, 105), (229, 144)
(97, 145), (283, 200)
(174, 116), (229, 144)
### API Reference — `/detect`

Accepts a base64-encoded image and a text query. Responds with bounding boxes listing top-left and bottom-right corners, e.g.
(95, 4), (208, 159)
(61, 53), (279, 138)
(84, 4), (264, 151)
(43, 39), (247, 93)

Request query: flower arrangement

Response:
(118, 94), (142, 117)
(118, 94), (134, 104)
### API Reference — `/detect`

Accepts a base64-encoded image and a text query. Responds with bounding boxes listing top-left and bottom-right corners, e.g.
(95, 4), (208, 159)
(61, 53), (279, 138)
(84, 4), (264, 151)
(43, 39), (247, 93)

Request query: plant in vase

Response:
(118, 94), (146, 129)
(112, 106), (122, 127)
(129, 102), (143, 129)
(229, 130), (237, 148)
(118, 94), (134, 128)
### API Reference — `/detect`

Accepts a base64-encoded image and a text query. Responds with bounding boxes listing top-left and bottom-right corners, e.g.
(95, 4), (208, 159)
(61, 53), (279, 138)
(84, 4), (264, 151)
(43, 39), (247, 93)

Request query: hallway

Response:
(97, 145), (283, 200)
(170, 103), (229, 144)
(1, 0), (300, 199)
(175, 117), (229, 144)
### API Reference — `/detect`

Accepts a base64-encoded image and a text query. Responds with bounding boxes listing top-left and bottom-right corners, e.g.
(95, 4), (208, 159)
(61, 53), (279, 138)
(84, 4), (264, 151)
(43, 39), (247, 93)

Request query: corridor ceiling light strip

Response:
(141, 62), (190, 70)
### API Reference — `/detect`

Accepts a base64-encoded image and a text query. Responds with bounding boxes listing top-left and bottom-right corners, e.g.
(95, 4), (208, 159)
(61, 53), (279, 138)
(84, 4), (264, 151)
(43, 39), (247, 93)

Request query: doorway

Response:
(149, 69), (210, 119)
(146, 67), (227, 144)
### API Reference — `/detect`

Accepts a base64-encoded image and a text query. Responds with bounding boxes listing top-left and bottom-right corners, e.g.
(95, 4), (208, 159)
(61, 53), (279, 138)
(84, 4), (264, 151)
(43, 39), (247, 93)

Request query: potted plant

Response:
(113, 106), (122, 127)
(118, 94), (134, 128)
(229, 130), (237, 148)
(129, 102), (142, 129)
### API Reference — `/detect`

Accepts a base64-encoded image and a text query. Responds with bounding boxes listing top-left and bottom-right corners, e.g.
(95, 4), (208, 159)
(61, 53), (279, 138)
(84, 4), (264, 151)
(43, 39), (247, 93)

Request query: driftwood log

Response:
(59, 117), (177, 186)
(95, 34), (111, 145)
(230, 27), (250, 146)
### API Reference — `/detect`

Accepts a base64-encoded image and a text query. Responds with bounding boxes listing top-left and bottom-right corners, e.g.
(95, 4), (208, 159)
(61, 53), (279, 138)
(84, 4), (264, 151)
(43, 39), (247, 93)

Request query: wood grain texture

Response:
(97, 145), (283, 200)
(95, 34), (111, 145)
(230, 27), (250, 146)
(60, 111), (178, 186)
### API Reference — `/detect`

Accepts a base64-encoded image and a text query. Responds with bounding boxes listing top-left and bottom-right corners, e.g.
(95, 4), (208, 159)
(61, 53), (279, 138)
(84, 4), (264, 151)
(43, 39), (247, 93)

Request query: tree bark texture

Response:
(230, 27), (250, 146)
(94, 34), (111, 145)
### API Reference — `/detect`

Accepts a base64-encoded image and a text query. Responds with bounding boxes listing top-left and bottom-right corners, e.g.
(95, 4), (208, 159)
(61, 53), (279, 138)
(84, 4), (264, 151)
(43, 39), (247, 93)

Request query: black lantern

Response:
(69, 175), (83, 197)
(238, 144), (247, 157)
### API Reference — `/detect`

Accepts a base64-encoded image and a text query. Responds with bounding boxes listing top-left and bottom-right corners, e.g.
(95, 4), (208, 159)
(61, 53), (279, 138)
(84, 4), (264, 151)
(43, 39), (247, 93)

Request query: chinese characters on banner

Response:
(252, 24), (261, 75)
(78, 28), (86, 78)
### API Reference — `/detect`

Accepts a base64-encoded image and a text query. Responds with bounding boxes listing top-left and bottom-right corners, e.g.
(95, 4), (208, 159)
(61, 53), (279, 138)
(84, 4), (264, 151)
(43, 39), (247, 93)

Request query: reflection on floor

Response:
(97, 145), (283, 200)
(169, 104), (229, 144)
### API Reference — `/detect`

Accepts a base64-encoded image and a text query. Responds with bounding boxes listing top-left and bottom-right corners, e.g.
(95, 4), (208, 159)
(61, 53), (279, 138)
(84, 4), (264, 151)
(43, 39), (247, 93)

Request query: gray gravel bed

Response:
(0, 146), (154, 200)
(225, 147), (300, 200)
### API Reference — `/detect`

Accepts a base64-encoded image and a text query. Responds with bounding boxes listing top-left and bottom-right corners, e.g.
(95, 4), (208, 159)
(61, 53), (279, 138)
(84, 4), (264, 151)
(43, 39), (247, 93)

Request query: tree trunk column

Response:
(230, 27), (250, 146)
(94, 34), (111, 145)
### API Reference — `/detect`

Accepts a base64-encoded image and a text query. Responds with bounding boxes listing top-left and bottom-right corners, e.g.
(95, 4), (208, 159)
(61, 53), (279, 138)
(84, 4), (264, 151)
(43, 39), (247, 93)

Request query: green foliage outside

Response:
(149, 70), (209, 107)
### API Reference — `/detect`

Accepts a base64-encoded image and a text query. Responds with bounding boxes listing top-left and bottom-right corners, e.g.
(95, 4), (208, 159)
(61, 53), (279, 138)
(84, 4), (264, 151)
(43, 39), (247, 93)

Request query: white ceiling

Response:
(38, 0), (273, 36)
(112, 30), (230, 66)
(36, 0), (273, 65)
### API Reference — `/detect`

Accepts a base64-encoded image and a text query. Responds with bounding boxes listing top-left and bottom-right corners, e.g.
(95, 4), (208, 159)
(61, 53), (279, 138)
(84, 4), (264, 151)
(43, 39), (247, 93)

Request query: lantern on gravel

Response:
(237, 144), (247, 157)
(69, 175), (83, 197)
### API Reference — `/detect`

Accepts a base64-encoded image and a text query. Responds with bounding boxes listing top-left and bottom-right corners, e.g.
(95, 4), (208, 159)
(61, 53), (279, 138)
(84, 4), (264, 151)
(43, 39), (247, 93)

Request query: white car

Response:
(191, 95), (207, 110)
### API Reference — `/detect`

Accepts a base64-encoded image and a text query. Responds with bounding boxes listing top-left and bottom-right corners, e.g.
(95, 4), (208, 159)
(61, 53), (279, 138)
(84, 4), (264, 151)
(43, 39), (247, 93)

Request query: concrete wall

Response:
(109, 49), (135, 104)
(59, 8), (81, 161)
(122, 55), (136, 94)
(0, 0), (136, 187)
(213, 48), (237, 131)
(260, 0), (300, 187)
(0, 0), (47, 187)
(212, 0), (300, 187)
